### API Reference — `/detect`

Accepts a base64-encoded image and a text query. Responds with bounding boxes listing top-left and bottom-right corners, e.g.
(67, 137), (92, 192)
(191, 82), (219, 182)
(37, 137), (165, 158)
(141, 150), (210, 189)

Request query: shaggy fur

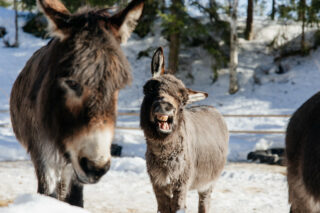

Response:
(140, 48), (229, 213)
(286, 91), (320, 213)
(10, 0), (144, 207)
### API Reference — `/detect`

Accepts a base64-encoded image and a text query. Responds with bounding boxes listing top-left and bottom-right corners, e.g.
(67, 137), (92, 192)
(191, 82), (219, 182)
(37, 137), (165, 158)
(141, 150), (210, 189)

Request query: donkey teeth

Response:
(157, 115), (169, 122)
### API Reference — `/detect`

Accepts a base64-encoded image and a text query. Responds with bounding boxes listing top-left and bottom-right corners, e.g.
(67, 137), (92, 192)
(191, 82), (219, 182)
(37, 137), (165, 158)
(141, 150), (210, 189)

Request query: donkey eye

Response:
(65, 80), (83, 96)
(65, 80), (79, 90)
(178, 89), (186, 96)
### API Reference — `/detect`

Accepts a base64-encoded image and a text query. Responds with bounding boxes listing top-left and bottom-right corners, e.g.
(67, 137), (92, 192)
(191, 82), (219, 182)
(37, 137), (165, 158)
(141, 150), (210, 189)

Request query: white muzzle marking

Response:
(67, 128), (113, 183)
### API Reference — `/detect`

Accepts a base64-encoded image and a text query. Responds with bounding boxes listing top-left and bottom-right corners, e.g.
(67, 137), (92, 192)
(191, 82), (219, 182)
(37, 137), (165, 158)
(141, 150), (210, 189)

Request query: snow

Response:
(1, 194), (89, 213)
(0, 5), (318, 213)
(0, 161), (289, 213)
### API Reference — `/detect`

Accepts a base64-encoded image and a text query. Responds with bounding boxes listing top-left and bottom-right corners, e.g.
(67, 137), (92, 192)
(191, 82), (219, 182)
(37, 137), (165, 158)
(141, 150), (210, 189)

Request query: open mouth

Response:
(155, 114), (173, 133)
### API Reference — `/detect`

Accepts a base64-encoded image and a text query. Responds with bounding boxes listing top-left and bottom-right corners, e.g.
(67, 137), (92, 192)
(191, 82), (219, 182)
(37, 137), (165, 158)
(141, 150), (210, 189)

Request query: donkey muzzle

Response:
(152, 101), (175, 134)
(153, 101), (175, 116)
(79, 157), (110, 183)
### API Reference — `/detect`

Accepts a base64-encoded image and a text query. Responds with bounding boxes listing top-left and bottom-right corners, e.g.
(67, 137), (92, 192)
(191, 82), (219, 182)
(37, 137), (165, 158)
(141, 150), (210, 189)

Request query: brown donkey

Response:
(286, 92), (320, 212)
(10, 0), (144, 207)
(140, 47), (229, 213)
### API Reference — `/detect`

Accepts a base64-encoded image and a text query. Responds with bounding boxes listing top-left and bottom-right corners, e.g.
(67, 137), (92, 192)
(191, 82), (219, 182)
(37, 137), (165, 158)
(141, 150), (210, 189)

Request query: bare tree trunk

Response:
(168, 0), (183, 74)
(14, 0), (19, 47)
(300, 0), (306, 52)
(229, 0), (239, 94)
(244, 0), (253, 40)
(168, 33), (180, 74)
(301, 15), (306, 51)
(271, 0), (276, 20)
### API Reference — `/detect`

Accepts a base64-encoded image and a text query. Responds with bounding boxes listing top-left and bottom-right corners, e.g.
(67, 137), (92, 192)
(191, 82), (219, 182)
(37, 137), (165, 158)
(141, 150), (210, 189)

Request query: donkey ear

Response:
(186, 88), (208, 104)
(37, 0), (70, 40)
(151, 47), (165, 78)
(110, 0), (144, 43)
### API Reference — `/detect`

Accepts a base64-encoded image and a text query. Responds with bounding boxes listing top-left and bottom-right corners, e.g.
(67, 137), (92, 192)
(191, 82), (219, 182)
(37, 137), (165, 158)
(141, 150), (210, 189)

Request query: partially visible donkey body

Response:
(140, 47), (229, 213)
(10, 0), (144, 207)
(286, 92), (320, 213)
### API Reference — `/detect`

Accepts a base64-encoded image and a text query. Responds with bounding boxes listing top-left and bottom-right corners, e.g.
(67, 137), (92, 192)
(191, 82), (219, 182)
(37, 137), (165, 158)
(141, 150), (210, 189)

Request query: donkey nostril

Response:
(153, 102), (174, 114)
(154, 104), (160, 113)
(79, 157), (93, 175)
(93, 161), (110, 180)
(165, 105), (173, 112)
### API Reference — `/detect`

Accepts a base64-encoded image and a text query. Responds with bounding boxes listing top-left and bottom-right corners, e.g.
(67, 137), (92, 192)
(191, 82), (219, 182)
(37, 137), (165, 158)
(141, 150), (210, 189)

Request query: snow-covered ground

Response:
(1, 193), (89, 213)
(0, 161), (289, 213)
(0, 5), (319, 212)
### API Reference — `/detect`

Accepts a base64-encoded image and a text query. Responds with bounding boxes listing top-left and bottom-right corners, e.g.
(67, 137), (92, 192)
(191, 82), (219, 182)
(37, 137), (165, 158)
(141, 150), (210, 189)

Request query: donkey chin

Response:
(66, 129), (113, 184)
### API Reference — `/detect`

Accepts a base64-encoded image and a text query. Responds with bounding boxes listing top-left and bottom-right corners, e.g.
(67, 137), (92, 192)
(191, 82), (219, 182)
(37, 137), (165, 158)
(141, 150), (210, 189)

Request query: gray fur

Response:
(140, 48), (229, 213)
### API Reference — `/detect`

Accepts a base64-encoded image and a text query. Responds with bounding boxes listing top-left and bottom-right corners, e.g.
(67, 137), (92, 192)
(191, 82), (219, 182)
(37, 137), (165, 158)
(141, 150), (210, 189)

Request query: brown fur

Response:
(10, 0), (144, 207)
(140, 48), (229, 213)
(286, 91), (320, 212)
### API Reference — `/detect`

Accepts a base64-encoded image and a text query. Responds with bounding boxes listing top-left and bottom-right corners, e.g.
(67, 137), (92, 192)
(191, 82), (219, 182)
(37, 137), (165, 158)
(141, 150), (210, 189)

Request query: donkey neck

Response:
(147, 132), (184, 158)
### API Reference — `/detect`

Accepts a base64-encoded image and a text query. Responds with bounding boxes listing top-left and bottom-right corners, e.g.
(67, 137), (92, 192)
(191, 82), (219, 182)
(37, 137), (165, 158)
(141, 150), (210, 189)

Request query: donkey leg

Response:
(198, 186), (213, 213)
(65, 178), (84, 207)
(171, 187), (188, 213)
(57, 164), (84, 207)
(32, 157), (59, 198)
(30, 145), (63, 198)
(153, 185), (172, 213)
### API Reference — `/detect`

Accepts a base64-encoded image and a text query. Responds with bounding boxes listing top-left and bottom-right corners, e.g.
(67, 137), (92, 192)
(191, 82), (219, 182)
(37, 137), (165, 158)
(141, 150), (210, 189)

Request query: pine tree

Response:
(188, 0), (229, 82)
(168, 0), (183, 74)
(309, 0), (320, 26)
(277, 0), (320, 54)
(135, 0), (159, 38)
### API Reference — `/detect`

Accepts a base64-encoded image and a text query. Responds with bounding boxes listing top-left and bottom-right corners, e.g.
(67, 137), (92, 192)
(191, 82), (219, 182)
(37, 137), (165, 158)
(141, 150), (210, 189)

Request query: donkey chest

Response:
(147, 152), (188, 187)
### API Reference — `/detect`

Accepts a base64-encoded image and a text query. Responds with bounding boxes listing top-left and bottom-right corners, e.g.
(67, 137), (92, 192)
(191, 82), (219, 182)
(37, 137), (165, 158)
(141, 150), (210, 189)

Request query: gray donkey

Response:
(10, 0), (144, 207)
(286, 92), (320, 212)
(140, 47), (229, 213)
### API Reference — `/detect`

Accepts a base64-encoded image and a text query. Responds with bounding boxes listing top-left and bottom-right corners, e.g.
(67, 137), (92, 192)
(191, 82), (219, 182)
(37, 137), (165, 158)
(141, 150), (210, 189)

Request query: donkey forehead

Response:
(145, 75), (188, 104)
(154, 75), (186, 92)
(58, 29), (131, 84)
(68, 8), (111, 28)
